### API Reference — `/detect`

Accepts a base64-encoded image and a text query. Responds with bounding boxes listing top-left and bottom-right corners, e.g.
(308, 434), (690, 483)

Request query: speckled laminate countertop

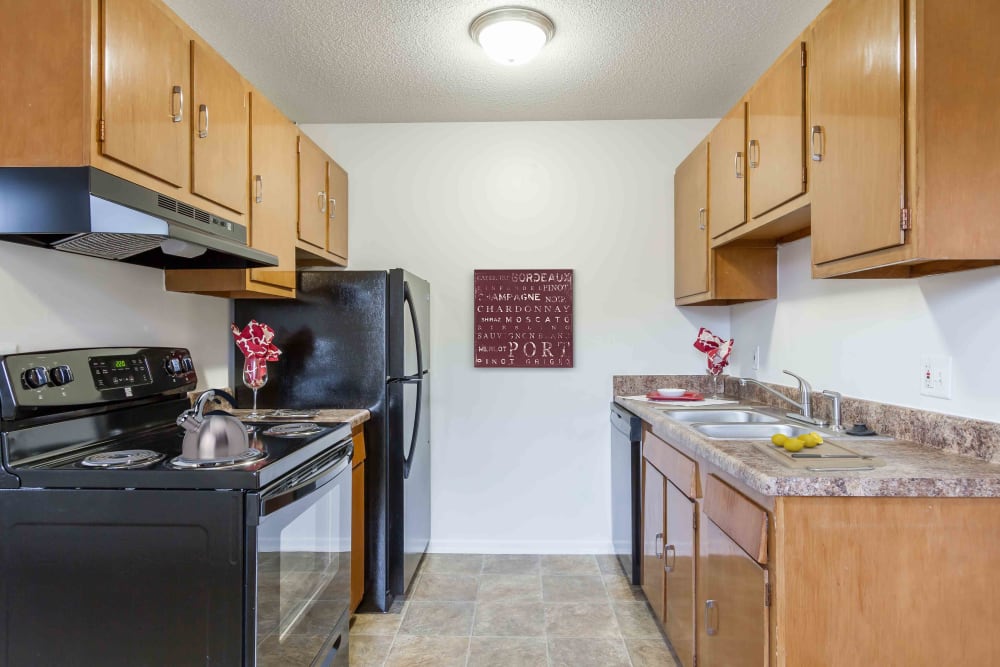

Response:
(231, 408), (370, 428)
(615, 396), (1000, 498)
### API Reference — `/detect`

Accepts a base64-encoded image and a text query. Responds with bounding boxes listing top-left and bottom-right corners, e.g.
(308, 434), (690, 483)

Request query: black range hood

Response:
(0, 167), (278, 270)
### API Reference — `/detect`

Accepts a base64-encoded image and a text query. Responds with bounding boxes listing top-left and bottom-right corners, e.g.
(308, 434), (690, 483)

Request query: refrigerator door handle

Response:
(402, 281), (425, 479)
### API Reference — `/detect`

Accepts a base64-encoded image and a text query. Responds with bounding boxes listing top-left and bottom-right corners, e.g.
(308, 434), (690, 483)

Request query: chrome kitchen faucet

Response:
(737, 370), (828, 428)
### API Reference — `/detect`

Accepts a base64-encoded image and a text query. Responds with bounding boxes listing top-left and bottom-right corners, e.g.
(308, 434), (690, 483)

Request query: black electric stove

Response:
(0, 347), (353, 666)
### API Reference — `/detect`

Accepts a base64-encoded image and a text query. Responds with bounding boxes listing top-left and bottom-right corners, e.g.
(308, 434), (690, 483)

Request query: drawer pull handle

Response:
(654, 532), (663, 559)
(734, 151), (743, 179)
(664, 544), (676, 573)
(705, 599), (719, 636)
(170, 85), (184, 123)
(318, 191), (327, 213)
(811, 125), (825, 162)
(197, 104), (209, 138)
(748, 139), (760, 168)
(698, 207), (706, 231)
(329, 197), (336, 220)
(255, 175), (263, 204)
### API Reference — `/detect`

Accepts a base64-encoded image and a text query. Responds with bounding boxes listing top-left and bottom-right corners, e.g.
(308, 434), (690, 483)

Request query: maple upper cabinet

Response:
(810, 0), (1000, 278)
(327, 157), (349, 262)
(747, 42), (806, 220)
(298, 135), (329, 251)
(674, 140), (710, 300)
(190, 41), (249, 214)
(293, 134), (349, 268)
(709, 101), (747, 239)
(675, 140), (777, 306)
(101, 0), (189, 188)
(247, 93), (298, 291)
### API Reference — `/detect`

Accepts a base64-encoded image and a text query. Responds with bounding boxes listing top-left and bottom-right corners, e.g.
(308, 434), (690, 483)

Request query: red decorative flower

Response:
(232, 320), (282, 361)
(693, 327), (733, 373)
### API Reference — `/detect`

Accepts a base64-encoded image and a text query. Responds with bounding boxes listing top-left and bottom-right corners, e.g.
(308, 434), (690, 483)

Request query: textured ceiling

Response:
(163, 0), (830, 123)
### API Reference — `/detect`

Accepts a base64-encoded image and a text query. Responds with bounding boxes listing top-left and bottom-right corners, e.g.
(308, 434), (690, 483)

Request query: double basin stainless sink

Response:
(660, 408), (818, 440)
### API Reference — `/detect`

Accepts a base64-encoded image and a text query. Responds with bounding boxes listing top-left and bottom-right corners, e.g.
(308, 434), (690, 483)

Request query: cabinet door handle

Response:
(705, 599), (719, 636)
(171, 85), (184, 123)
(255, 175), (263, 204)
(811, 125), (824, 162)
(654, 532), (664, 559)
(664, 545), (676, 573)
(329, 197), (336, 220)
(734, 151), (743, 179)
(698, 208), (706, 231)
(748, 139), (760, 168)
(197, 104), (209, 138)
(318, 191), (327, 213)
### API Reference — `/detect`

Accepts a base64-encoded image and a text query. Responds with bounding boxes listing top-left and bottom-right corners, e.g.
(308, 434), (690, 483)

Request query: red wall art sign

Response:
(474, 269), (574, 368)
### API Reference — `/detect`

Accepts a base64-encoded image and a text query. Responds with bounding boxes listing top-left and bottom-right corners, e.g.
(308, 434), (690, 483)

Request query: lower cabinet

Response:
(664, 481), (696, 667)
(641, 459), (665, 622)
(350, 425), (366, 612)
(700, 516), (769, 667)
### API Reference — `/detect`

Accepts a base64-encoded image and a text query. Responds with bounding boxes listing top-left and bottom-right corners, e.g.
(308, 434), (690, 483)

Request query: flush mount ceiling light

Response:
(470, 7), (555, 66)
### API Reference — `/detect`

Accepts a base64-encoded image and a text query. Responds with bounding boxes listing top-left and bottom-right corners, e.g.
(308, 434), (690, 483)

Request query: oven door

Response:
(248, 441), (353, 667)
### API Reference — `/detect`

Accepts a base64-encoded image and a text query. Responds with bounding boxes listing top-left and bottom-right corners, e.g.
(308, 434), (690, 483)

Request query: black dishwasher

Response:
(610, 402), (642, 584)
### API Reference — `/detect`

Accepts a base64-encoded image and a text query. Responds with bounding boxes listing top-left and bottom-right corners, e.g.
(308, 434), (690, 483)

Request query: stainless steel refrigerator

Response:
(234, 269), (430, 612)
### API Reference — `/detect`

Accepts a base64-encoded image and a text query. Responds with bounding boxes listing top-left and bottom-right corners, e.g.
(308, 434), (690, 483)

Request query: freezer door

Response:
(387, 269), (431, 596)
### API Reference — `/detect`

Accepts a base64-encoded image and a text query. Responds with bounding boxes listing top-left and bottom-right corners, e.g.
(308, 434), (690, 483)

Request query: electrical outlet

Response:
(752, 345), (761, 371)
(920, 355), (952, 399)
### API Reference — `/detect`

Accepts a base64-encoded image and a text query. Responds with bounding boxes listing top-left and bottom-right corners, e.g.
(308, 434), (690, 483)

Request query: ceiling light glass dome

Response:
(470, 8), (555, 66)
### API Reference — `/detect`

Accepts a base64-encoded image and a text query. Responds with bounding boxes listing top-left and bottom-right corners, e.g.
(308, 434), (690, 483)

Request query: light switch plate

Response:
(920, 355), (952, 399)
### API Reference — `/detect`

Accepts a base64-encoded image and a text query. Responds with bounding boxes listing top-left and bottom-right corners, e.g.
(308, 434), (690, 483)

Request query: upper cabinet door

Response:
(327, 158), (349, 261)
(810, 0), (905, 265)
(709, 101), (747, 238)
(101, 0), (188, 187)
(674, 140), (710, 299)
(748, 42), (806, 218)
(249, 92), (297, 290)
(191, 41), (248, 214)
(298, 135), (328, 250)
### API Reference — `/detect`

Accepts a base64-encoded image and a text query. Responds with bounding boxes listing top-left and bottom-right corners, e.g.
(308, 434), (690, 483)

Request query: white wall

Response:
(303, 120), (729, 553)
(0, 242), (230, 388)
(731, 238), (1000, 422)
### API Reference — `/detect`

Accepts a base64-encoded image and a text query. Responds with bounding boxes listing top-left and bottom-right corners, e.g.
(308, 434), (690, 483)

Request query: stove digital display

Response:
(89, 355), (152, 391)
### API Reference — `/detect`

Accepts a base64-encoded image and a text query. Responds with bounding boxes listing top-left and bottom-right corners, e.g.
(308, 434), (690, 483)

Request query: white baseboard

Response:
(427, 539), (615, 555)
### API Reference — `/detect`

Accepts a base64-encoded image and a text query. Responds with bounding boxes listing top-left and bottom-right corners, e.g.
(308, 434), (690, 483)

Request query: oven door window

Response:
(255, 453), (351, 666)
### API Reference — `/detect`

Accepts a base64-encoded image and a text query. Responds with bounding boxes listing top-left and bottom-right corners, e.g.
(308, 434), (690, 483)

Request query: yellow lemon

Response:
(802, 432), (823, 448)
(771, 433), (788, 447)
(783, 437), (806, 452)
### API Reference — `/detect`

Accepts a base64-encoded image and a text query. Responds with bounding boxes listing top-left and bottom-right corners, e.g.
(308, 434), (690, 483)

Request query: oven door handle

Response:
(258, 449), (352, 521)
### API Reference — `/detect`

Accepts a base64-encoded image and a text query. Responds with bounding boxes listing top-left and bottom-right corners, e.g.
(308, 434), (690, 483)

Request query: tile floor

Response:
(349, 554), (681, 667)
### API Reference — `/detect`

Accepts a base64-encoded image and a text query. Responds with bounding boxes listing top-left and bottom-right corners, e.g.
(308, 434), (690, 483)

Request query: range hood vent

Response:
(0, 167), (278, 270)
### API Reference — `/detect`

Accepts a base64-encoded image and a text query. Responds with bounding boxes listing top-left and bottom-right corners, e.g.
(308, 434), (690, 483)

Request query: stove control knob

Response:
(182, 356), (194, 372)
(22, 367), (49, 389)
(165, 358), (183, 375)
(51, 365), (74, 386)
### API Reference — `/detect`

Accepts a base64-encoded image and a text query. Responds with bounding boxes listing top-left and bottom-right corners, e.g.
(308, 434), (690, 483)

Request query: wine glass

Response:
(242, 356), (268, 419)
(706, 354), (727, 399)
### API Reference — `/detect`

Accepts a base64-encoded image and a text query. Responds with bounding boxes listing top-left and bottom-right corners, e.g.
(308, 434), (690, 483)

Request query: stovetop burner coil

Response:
(81, 449), (166, 469)
(263, 423), (324, 437)
(168, 447), (267, 470)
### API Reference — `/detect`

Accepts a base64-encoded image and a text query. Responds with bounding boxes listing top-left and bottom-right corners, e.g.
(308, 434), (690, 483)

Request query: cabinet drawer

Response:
(703, 475), (768, 565)
(642, 430), (698, 499)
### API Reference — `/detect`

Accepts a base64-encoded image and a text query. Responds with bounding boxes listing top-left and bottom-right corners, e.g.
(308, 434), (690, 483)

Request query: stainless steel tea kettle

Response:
(176, 389), (251, 460)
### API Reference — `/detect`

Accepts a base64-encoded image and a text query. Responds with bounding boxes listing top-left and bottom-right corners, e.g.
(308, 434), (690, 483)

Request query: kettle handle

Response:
(177, 389), (240, 432)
